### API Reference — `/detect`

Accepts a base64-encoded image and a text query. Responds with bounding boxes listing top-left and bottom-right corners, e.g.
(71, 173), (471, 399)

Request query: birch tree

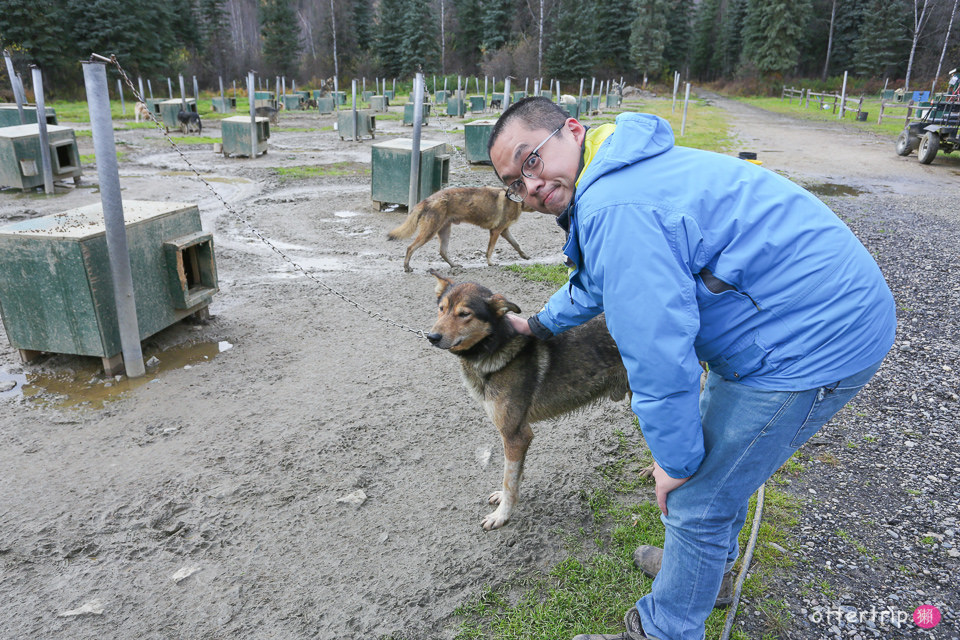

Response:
(933, 0), (959, 91)
(904, 0), (934, 92)
(822, 0), (837, 80)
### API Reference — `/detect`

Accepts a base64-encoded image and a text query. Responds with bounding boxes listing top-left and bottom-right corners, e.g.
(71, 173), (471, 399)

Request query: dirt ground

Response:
(0, 96), (957, 639)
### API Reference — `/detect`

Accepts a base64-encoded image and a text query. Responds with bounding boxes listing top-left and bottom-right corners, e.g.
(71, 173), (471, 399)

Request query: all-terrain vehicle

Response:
(895, 69), (960, 164)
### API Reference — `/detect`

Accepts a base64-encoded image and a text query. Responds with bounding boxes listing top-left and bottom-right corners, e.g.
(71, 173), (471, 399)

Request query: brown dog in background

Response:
(426, 272), (650, 530)
(388, 187), (532, 272)
(134, 101), (151, 123)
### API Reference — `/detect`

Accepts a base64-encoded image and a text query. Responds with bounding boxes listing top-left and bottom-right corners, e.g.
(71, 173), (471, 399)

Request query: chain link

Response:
(98, 54), (428, 340)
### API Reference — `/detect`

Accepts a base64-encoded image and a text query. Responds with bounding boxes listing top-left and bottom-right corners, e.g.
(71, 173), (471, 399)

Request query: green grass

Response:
(503, 263), (570, 288)
(610, 95), (737, 153)
(48, 96), (252, 124)
(79, 150), (126, 165)
(734, 95), (914, 142)
(273, 162), (370, 180)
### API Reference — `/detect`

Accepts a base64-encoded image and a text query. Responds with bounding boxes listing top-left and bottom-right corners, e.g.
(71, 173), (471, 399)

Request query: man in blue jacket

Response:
(487, 97), (896, 640)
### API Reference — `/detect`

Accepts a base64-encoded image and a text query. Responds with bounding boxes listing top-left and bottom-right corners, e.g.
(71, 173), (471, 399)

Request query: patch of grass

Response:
(115, 122), (158, 130)
(73, 129), (92, 138)
(503, 263), (570, 288)
(837, 529), (876, 560)
(619, 96), (736, 153)
(79, 151), (126, 165)
(273, 162), (370, 180)
(277, 126), (319, 132)
(169, 136), (219, 145)
(734, 95), (905, 139)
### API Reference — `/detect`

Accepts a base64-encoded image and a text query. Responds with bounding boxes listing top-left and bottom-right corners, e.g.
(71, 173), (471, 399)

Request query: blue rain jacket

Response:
(535, 113), (896, 479)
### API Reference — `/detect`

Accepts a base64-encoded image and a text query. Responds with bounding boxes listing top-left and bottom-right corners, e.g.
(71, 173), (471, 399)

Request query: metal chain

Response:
(93, 53), (427, 340)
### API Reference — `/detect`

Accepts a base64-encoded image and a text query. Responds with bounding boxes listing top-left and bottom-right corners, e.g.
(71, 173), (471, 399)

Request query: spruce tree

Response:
(630, 0), (670, 77)
(595, 0), (638, 76)
(545, 0), (596, 81)
(715, 0), (747, 77)
(453, 0), (485, 67)
(400, 0), (441, 75)
(740, 0), (813, 76)
(829, 0), (868, 75)
(377, 0), (407, 76)
(690, 0), (721, 80)
(353, 0), (375, 53)
(853, 0), (910, 78)
(481, 0), (511, 54)
(663, 0), (694, 76)
(260, 0), (301, 78)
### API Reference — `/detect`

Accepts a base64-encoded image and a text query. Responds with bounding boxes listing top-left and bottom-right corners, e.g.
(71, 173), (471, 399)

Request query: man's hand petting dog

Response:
(505, 313), (532, 336)
(652, 461), (690, 516)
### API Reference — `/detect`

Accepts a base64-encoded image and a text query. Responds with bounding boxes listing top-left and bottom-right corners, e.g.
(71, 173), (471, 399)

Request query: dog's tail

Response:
(197, 116), (202, 136)
(386, 201), (425, 240)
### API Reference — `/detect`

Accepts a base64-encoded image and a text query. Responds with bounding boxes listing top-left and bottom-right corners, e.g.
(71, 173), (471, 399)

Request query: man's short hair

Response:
(487, 97), (570, 160)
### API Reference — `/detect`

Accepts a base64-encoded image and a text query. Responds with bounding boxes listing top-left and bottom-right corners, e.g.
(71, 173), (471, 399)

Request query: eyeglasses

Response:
(505, 126), (563, 202)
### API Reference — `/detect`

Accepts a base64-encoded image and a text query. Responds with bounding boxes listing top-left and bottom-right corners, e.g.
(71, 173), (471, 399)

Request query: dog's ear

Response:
(428, 269), (454, 299)
(486, 294), (521, 317)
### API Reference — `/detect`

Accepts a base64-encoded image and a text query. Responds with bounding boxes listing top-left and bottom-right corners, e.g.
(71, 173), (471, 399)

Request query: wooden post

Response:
(905, 100), (914, 128)
(877, 101), (885, 125)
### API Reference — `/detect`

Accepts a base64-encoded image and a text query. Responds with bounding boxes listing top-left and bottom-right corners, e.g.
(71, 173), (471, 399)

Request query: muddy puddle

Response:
(0, 339), (233, 409)
(805, 182), (865, 197)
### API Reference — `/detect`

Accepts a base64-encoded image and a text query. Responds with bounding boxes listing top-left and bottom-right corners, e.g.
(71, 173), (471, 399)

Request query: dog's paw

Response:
(487, 490), (503, 505)
(639, 464), (655, 479)
(481, 505), (511, 530)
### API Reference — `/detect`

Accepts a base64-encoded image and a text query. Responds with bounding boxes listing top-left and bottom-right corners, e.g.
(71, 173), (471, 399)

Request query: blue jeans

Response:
(635, 359), (884, 640)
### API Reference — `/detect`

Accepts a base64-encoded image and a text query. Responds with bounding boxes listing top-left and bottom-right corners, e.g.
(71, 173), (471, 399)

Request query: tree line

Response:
(1, 0), (958, 97)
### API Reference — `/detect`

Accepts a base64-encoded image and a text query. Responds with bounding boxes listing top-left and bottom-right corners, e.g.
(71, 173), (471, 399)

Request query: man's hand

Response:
(505, 313), (532, 336)
(652, 461), (690, 516)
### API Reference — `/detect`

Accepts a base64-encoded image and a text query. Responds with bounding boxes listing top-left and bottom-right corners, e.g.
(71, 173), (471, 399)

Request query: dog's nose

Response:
(426, 332), (442, 344)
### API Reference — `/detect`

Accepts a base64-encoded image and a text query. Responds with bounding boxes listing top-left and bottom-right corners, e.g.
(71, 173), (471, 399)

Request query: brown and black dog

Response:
(426, 271), (648, 530)
(388, 187), (533, 272)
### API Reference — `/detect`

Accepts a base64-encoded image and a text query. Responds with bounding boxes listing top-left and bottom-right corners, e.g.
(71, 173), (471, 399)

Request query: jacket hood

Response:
(576, 113), (675, 195)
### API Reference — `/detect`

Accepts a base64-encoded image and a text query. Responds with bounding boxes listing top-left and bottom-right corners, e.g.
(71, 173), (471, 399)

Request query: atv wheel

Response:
(895, 129), (914, 156)
(917, 131), (940, 165)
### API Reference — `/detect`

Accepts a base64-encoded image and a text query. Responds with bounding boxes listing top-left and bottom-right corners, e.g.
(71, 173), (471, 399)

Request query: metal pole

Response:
(137, 76), (144, 103)
(484, 76), (488, 111)
(30, 66), (54, 195)
(167, 77), (173, 99)
(351, 79), (358, 142)
(193, 75), (199, 101)
(147, 79), (153, 100)
(838, 70), (848, 119)
(578, 78), (584, 112)
(681, 83), (691, 136)
(408, 72), (424, 212)
(117, 78), (125, 114)
(457, 75), (462, 116)
(179, 75), (186, 110)
(219, 76), (225, 111)
(524, 77), (529, 95)
(672, 72), (680, 113)
(333, 76), (339, 112)
(3, 50), (26, 124)
(504, 76), (512, 110)
(590, 77), (595, 112)
(248, 72), (257, 159)
(81, 60), (145, 379)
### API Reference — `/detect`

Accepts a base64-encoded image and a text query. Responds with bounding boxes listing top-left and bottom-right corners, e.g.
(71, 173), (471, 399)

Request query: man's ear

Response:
(486, 294), (522, 317)
(566, 117), (587, 146)
(428, 269), (454, 299)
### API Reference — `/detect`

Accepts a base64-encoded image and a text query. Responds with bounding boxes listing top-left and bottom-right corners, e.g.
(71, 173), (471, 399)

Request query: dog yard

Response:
(0, 94), (958, 639)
